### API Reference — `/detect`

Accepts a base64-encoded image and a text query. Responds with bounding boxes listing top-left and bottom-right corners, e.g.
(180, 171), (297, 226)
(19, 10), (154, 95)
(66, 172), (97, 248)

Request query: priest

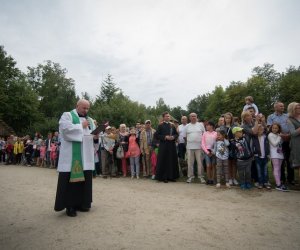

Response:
(54, 99), (97, 217)
(155, 112), (179, 182)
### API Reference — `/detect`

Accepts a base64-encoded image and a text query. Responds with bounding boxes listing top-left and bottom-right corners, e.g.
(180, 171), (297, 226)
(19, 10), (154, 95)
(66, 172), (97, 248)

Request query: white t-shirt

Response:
(184, 122), (205, 149)
(268, 132), (284, 159)
(178, 124), (187, 144)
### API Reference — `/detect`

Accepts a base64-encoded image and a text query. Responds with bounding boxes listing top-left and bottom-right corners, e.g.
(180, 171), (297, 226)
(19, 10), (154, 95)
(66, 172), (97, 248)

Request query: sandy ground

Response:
(0, 165), (299, 250)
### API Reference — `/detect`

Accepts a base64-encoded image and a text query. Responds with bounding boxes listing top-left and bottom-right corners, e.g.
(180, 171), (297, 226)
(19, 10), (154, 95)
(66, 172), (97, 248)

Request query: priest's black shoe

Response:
(66, 207), (77, 217)
(77, 206), (90, 212)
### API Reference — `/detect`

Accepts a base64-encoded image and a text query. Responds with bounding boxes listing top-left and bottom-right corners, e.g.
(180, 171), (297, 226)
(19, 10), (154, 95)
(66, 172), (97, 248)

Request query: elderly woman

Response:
(117, 124), (129, 177)
(287, 102), (300, 174)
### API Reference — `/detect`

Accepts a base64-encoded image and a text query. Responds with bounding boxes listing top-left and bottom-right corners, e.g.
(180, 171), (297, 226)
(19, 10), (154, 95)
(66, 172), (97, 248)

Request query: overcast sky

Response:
(1, 0), (299, 108)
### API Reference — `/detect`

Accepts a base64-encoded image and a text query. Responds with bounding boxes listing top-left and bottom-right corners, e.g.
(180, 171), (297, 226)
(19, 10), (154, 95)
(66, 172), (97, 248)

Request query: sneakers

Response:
(254, 182), (259, 188)
(264, 183), (271, 190)
(276, 185), (289, 192)
(245, 183), (252, 189)
(258, 185), (263, 189)
(240, 184), (246, 190)
(186, 177), (194, 183)
(131, 176), (134, 179)
(233, 179), (239, 185)
(151, 175), (155, 180)
(228, 179), (233, 185)
(136, 176), (140, 179)
(216, 183), (221, 188)
(226, 182), (231, 188)
(199, 176), (206, 184)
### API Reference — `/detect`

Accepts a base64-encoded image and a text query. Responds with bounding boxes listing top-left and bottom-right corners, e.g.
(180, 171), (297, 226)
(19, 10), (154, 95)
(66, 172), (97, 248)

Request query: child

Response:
(252, 125), (271, 189)
(201, 121), (217, 185)
(39, 141), (46, 167)
(214, 129), (230, 188)
(243, 96), (259, 116)
(268, 123), (288, 192)
(150, 134), (160, 180)
(127, 127), (141, 179)
(231, 127), (253, 189)
(50, 142), (57, 168)
(24, 140), (34, 166)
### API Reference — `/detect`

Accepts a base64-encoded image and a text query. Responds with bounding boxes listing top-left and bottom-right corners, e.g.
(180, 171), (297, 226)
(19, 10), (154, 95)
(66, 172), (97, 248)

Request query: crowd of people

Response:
(0, 131), (60, 168)
(1, 98), (299, 192)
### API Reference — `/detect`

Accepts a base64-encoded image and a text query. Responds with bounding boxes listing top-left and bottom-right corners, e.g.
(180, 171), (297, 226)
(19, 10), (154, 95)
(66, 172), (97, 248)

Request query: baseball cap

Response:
(232, 127), (243, 134)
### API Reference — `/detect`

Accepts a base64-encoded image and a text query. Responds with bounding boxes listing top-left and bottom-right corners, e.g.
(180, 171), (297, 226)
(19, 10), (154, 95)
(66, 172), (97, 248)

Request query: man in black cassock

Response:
(155, 112), (179, 183)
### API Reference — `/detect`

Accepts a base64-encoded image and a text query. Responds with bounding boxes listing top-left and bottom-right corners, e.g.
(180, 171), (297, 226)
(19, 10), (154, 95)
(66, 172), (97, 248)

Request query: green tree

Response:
(187, 93), (209, 121)
(170, 106), (188, 122)
(203, 85), (226, 122)
(278, 66), (300, 105)
(97, 74), (120, 104)
(27, 61), (77, 119)
(223, 81), (248, 117)
(0, 46), (41, 134)
(252, 63), (282, 104)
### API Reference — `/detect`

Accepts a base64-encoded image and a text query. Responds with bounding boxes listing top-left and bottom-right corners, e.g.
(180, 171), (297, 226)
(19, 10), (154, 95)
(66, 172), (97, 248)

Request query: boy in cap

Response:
(231, 127), (253, 189)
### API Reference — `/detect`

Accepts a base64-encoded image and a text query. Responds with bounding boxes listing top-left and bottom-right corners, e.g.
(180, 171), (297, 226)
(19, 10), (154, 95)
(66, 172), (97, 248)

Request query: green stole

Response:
(69, 110), (85, 182)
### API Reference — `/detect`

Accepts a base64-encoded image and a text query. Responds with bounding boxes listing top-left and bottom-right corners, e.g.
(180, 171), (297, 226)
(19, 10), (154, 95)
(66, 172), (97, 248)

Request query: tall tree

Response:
(27, 60), (77, 118)
(0, 46), (41, 134)
(187, 94), (209, 121)
(97, 74), (119, 103)
(278, 66), (300, 105)
(252, 63), (282, 104)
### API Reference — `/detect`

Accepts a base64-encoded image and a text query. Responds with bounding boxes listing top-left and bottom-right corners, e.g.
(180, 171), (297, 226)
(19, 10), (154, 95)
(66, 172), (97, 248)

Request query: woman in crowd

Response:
(221, 112), (238, 186)
(287, 102), (300, 174)
(117, 124), (129, 177)
(127, 127), (141, 179)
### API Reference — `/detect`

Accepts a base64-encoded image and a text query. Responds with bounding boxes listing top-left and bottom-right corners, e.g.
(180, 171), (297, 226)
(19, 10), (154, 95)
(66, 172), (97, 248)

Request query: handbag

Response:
(125, 150), (131, 158)
(116, 146), (124, 159)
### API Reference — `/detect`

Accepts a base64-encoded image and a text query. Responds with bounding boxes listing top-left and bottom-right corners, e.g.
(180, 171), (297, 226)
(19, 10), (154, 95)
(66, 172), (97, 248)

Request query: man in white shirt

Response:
(177, 116), (188, 160)
(184, 113), (206, 183)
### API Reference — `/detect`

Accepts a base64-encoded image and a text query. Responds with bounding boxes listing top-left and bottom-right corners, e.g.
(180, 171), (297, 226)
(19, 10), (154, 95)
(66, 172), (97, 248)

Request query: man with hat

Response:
(140, 120), (156, 177)
(100, 126), (116, 178)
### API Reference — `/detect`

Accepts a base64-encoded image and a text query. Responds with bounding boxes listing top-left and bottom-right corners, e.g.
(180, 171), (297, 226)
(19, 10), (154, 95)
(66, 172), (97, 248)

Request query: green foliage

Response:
(187, 93), (209, 120)
(0, 46), (41, 134)
(203, 86), (225, 122)
(224, 81), (247, 117)
(27, 60), (77, 118)
(170, 106), (188, 122)
(278, 66), (300, 105)
(96, 74), (120, 104)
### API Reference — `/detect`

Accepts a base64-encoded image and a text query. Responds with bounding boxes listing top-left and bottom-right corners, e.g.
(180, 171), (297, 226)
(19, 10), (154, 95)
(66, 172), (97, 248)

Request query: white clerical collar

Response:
(163, 121), (169, 124)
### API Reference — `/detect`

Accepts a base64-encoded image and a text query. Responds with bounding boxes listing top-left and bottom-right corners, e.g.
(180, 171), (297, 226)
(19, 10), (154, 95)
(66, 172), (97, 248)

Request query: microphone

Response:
(85, 117), (91, 130)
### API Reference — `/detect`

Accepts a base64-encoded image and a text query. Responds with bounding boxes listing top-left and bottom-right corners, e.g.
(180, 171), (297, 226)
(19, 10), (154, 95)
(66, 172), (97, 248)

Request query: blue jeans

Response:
(255, 157), (269, 185)
(130, 156), (140, 177)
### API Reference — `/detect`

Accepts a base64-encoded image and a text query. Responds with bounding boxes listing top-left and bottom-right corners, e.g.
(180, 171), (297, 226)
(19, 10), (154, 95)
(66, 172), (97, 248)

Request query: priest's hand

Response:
(82, 120), (89, 129)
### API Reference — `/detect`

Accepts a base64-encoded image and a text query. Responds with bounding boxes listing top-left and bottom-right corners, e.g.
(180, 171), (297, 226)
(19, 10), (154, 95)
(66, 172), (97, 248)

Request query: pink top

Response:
(50, 144), (57, 159)
(201, 131), (217, 154)
(40, 146), (46, 158)
(128, 135), (141, 157)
